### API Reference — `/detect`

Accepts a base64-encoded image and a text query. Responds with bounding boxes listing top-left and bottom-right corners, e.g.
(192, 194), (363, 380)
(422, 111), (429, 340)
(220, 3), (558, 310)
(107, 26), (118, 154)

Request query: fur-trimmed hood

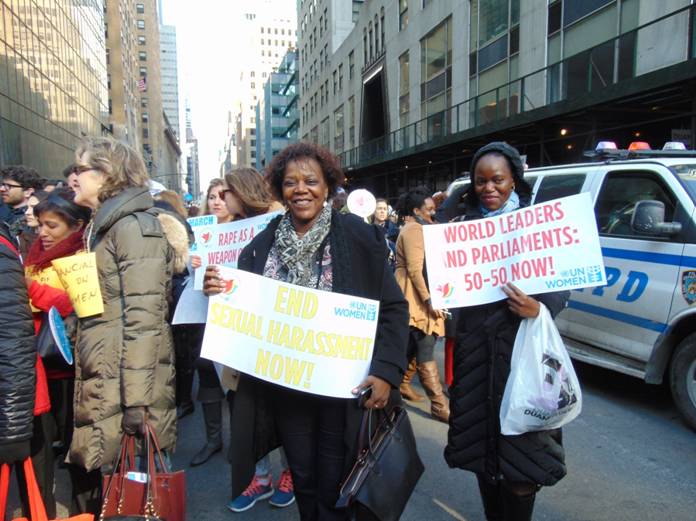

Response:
(156, 211), (190, 274)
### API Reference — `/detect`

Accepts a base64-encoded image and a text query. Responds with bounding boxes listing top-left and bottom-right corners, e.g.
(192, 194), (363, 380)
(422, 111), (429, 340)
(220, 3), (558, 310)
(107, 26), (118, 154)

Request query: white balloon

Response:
(347, 189), (377, 218)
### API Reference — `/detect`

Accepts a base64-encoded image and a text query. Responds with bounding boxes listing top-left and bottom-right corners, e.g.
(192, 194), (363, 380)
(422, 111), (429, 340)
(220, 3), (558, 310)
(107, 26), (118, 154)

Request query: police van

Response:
(525, 142), (696, 431)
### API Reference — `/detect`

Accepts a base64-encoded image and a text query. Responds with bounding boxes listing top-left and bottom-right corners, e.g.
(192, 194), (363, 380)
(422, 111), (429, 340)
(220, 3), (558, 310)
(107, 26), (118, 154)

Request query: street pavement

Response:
(23, 356), (696, 520)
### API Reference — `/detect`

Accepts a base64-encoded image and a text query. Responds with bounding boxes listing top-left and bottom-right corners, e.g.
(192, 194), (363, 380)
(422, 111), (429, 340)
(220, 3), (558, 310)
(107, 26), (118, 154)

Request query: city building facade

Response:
(161, 110), (181, 192)
(0, 0), (109, 175)
(184, 102), (200, 199)
(256, 50), (299, 169)
(298, 0), (696, 200)
(232, 0), (297, 169)
(160, 24), (180, 140)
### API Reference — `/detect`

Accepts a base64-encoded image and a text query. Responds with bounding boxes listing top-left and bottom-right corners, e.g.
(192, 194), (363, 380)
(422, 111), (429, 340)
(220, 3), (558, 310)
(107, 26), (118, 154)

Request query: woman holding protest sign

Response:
(205, 142), (409, 520)
(203, 167), (295, 512)
(67, 136), (187, 514)
(444, 142), (569, 521)
(21, 188), (90, 516)
(394, 188), (450, 423)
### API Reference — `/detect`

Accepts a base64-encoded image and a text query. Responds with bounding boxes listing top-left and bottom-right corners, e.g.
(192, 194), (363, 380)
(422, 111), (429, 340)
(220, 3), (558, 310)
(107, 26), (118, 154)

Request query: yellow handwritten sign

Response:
(51, 252), (104, 318)
(201, 267), (380, 398)
(26, 266), (64, 312)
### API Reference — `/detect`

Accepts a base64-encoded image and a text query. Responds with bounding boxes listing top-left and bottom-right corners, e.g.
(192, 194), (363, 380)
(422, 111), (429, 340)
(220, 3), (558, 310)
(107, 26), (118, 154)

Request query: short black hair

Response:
(265, 142), (345, 202)
(1, 165), (44, 190)
(34, 188), (91, 227)
(395, 187), (430, 219)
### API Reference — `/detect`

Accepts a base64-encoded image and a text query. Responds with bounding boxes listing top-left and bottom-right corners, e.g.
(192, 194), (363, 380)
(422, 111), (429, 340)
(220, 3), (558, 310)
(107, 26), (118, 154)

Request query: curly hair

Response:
(75, 137), (149, 202)
(265, 142), (345, 202)
(224, 167), (276, 218)
(1, 165), (44, 190)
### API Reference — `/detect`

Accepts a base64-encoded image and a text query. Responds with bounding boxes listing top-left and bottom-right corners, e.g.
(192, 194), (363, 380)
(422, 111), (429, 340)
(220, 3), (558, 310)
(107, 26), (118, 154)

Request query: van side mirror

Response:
(631, 200), (682, 236)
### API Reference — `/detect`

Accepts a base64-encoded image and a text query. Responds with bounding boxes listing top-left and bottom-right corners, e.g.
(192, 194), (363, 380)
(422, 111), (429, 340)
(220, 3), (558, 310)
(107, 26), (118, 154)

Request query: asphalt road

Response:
(17, 357), (696, 520)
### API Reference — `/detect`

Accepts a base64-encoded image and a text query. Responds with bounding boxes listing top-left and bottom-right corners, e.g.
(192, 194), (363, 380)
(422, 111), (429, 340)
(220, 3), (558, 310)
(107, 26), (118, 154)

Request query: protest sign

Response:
(187, 214), (216, 254)
(51, 252), (104, 318)
(26, 266), (63, 312)
(193, 211), (282, 289)
(200, 267), (379, 398)
(172, 277), (209, 325)
(423, 192), (606, 309)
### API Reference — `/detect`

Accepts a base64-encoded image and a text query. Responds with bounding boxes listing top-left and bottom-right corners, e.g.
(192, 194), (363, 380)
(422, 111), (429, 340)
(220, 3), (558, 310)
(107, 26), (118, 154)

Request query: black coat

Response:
(0, 223), (36, 450)
(229, 211), (409, 498)
(444, 202), (570, 486)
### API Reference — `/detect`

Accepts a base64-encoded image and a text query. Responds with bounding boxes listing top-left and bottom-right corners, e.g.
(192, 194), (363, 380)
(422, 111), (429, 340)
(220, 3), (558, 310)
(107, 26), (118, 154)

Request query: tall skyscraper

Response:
(232, 0), (297, 169)
(0, 0), (109, 173)
(160, 24), (180, 139)
(185, 102), (200, 198)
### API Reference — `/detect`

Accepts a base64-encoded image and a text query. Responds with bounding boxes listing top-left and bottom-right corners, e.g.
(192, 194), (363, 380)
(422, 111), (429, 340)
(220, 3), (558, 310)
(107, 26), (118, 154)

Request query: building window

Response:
(137, 19), (145, 29)
(138, 35), (146, 45)
(139, 51), (147, 61)
(142, 128), (149, 139)
(136, 3), (144, 14)
(348, 96), (356, 148)
(381, 8), (386, 52)
(142, 112), (149, 123)
(139, 66), (147, 76)
(374, 15), (380, 53)
(420, 18), (452, 132)
(338, 64), (344, 91)
(141, 98), (148, 108)
(399, 51), (410, 127)
(333, 70), (337, 95)
(399, 0), (409, 31)
(368, 22), (374, 60)
(334, 105), (344, 153)
(363, 29), (368, 64)
(349, 51), (355, 79)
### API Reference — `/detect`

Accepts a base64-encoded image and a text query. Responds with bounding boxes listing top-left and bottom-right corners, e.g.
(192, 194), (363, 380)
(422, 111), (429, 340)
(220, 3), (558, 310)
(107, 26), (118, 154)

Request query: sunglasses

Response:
(218, 189), (233, 199)
(72, 165), (95, 176)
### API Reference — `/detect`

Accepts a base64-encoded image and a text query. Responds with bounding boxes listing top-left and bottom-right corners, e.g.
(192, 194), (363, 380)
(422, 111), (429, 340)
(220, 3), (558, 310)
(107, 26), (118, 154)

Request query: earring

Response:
(323, 200), (328, 208)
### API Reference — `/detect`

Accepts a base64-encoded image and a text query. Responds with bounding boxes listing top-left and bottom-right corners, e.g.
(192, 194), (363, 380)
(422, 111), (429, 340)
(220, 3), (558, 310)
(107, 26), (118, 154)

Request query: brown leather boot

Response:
(399, 358), (424, 402)
(417, 361), (450, 423)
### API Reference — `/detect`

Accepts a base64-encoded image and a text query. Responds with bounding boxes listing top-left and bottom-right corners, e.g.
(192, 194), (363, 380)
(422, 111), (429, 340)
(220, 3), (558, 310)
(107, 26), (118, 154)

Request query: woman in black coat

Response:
(444, 142), (570, 521)
(205, 142), (409, 521)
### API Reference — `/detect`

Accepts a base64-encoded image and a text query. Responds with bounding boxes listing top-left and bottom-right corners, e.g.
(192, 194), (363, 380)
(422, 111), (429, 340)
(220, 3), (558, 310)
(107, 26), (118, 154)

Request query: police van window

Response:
(595, 172), (676, 237)
(534, 174), (586, 204)
(670, 163), (696, 202)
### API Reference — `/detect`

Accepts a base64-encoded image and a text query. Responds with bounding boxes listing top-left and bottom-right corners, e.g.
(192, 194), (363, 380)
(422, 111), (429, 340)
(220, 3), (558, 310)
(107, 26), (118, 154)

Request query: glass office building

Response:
(0, 0), (109, 177)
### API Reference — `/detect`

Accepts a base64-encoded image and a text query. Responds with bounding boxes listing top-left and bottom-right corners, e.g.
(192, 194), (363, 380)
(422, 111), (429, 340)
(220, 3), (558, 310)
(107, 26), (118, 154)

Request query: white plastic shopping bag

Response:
(499, 304), (582, 435)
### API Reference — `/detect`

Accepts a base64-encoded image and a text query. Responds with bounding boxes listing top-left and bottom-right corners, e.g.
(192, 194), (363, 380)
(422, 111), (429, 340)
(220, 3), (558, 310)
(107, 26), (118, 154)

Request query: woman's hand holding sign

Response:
(203, 265), (225, 296)
(502, 283), (540, 318)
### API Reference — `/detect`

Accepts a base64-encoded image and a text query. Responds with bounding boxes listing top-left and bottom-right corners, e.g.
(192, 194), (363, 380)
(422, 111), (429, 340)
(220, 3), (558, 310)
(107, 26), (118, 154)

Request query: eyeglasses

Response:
(72, 165), (94, 176)
(1, 182), (23, 190)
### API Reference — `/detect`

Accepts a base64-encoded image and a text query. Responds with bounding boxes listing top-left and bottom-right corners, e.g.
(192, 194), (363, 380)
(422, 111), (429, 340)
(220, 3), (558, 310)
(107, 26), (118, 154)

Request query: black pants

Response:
(15, 413), (56, 519)
(68, 464), (102, 515)
(271, 387), (348, 521)
(188, 324), (224, 403)
(47, 378), (74, 451)
(173, 324), (196, 407)
(476, 475), (537, 521)
(407, 327), (436, 364)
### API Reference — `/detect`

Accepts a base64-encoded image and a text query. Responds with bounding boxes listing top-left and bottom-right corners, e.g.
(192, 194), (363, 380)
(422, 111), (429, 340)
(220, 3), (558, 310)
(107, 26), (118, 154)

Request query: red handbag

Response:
(100, 425), (185, 521)
(0, 459), (93, 521)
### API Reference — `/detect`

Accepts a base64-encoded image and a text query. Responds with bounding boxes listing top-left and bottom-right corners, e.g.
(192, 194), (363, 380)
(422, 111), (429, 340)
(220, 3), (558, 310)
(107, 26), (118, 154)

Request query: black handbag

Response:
(336, 405), (424, 521)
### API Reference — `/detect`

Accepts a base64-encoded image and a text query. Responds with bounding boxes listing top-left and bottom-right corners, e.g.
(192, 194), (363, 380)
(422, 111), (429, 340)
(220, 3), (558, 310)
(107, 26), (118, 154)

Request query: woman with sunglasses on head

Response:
(22, 189), (90, 517)
(66, 137), (188, 514)
(445, 142), (570, 521)
(204, 168), (296, 512)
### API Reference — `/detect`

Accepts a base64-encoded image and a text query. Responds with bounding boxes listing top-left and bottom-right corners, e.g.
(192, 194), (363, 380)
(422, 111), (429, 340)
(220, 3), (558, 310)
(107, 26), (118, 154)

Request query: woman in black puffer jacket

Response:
(0, 222), (36, 465)
(444, 142), (570, 521)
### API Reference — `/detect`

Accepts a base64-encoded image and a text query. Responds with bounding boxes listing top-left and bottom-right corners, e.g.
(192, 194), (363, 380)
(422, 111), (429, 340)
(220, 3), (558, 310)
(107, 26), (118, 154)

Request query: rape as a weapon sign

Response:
(200, 267), (380, 398)
(423, 193), (606, 308)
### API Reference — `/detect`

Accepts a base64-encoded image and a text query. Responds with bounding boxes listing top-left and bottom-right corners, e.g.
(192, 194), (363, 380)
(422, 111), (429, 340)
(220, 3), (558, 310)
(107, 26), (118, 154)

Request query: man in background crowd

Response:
(0, 165), (44, 225)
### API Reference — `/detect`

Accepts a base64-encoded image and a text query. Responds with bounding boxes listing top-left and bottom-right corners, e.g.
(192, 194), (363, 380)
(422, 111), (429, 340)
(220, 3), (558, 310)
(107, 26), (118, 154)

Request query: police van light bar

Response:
(628, 141), (651, 151)
(663, 141), (687, 150)
(595, 141), (617, 151)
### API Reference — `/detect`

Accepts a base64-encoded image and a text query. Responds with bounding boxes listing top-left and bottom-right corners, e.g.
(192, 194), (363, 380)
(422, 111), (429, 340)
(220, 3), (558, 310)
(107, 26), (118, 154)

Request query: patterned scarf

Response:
(480, 191), (520, 218)
(274, 203), (333, 288)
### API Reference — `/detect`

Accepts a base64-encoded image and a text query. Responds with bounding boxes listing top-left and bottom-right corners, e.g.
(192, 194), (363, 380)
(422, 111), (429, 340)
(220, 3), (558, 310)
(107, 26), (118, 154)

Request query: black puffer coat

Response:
(444, 203), (570, 486)
(0, 223), (36, 449)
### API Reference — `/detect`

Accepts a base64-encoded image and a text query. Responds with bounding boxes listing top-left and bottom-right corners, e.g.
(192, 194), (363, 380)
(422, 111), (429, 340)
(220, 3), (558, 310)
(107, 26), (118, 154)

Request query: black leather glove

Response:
(0, 440), (31, 464)
(121, 406), (148, 437)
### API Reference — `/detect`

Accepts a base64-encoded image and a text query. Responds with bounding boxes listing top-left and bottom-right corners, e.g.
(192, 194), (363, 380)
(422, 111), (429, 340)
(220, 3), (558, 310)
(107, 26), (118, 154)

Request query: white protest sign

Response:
(423, 192), (606, 308)
(172, 277), (209, 325)
(187, 214), (217, 254)
(200, 267), (379, 398)
(193, 212), (282, 290)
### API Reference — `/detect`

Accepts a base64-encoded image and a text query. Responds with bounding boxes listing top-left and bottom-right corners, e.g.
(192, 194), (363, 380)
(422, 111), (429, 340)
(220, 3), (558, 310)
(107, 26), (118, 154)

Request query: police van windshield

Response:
(671, 163), (696, 201)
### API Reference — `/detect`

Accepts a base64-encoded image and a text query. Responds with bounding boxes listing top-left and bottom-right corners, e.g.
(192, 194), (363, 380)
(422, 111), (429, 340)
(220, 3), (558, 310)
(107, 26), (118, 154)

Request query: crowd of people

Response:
(0, 137), (568, 521)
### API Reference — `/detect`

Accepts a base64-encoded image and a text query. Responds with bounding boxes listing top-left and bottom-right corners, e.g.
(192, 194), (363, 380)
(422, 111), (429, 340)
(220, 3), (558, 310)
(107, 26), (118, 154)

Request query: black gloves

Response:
(0, 440), (30, 464)
(121, 406), (148, 436)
